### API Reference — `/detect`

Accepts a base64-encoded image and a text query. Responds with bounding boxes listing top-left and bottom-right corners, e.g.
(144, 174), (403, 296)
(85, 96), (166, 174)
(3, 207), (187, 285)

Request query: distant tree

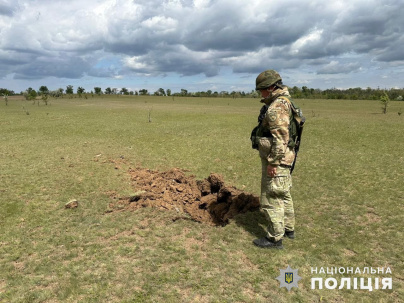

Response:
(94, 87), (102, 95)
(181, 89), (188, 96)
(66, 85), (74, 94)
(380, 91), (390, 114)
(154, 88), (166, 96)
(301, 86), (309, 97)
(120, 87), (129, 95)
(166, 89), (171, 96)
(105, 87), (112, 94)
(24, 88), (37, 101)
(0, 88), (11, 95)
(77, 87), (85, 94)
(112, 88), (118, 95)
(290, 86), (302, 98)
(139, 89), (148, 95)
(389, 89), (400, 101)
(39, 86), (49, 95)
(49, 88), (63, 98)
(158, 88), (166, 96)
(251, 90), (259, 98)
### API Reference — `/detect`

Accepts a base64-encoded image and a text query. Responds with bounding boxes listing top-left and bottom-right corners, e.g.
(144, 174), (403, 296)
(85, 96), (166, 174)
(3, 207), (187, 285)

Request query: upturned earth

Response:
(108, 167), (260, 226)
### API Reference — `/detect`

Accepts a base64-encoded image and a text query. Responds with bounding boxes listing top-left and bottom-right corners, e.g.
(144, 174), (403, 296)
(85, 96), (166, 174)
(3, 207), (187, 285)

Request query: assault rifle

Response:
(290, 116), (305, 175)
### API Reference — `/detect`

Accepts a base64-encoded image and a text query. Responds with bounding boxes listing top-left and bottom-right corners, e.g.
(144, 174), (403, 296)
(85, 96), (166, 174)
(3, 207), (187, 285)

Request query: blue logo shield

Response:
(285, 273), (293, 284)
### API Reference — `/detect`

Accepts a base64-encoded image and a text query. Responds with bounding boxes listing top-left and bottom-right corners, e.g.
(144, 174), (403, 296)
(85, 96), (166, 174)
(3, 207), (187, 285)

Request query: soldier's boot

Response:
(253, 237), (283, 249)
(284, 230), (295, 239)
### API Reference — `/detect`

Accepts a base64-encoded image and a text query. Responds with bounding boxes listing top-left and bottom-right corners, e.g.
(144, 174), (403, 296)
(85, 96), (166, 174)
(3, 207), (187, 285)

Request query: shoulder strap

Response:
(278, 96), (294, 113)
(258, 104), (269, 124)
(278, 95), (304, 125)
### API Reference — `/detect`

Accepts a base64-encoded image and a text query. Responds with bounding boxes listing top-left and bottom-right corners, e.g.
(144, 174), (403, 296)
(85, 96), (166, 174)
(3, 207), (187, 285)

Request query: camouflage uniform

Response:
(257, 86), (295, 242)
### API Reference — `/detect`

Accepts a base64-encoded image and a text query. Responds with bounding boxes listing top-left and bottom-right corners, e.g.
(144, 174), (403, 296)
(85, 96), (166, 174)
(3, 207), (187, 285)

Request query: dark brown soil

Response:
(108, 167), (260, 226)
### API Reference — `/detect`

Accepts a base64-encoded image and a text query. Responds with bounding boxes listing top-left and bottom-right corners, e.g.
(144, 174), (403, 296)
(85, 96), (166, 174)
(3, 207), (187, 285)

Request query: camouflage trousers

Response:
(260, 158), (295, 242)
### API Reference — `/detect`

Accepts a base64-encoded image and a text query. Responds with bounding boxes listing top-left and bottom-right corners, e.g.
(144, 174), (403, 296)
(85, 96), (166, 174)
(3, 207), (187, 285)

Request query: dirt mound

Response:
(108, 167), (260, 226)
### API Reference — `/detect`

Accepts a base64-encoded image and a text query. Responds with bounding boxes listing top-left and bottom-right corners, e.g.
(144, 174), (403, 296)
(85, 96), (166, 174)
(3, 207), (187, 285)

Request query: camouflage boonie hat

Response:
(256, 70), (282, 90)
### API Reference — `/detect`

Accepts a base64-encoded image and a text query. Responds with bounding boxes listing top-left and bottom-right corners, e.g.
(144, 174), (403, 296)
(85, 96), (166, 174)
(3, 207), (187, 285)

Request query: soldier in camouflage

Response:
(252, 70), (295, 249)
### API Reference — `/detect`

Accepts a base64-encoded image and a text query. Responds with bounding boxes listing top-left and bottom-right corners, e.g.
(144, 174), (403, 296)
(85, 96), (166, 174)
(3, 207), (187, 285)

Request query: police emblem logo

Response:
(276, 265), (302, 291)
(268, 111), (277, 122)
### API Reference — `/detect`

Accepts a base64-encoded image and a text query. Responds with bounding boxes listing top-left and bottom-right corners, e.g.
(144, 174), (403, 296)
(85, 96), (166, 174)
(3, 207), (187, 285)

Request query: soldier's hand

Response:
(267, 165), (277, 178)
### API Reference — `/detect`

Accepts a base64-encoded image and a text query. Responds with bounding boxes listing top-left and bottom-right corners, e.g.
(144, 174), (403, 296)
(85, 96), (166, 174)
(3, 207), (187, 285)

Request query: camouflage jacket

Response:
(258, 87), (295, 167)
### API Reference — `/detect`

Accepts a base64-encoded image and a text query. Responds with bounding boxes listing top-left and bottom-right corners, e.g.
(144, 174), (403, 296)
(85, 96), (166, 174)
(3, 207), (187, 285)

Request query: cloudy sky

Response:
(1, 0), (403, 94)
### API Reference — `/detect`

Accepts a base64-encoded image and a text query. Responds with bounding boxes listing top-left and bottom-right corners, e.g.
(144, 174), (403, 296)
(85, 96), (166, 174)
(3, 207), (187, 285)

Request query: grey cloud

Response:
(87, 64), (123, 78)
(0, 1), (16, 16)
(229, 54), (301, 75)
(111, 1), (327, 76)
(330, 1), (404, 56)
(105, 0), (320, 57)
(317, 61), (361, 74)
(182, 3), (320, 52)
(334, 1), (403, 36)
(124, 44), (221, 77)
(375, 37), (404, 62)
(0, 50), (35, 66)
(13, 55), (92, 79)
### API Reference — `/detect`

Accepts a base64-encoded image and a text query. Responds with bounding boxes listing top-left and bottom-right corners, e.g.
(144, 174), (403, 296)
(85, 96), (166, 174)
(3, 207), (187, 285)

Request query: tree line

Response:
(1, 85), (403, 101)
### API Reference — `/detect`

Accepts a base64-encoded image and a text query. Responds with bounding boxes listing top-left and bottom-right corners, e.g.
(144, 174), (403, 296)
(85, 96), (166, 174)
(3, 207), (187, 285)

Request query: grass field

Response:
(0, 95), (403, 302)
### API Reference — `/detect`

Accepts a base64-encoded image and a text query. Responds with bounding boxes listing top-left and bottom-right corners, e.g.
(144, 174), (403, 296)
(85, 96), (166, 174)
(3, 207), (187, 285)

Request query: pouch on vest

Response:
(250, 105), (272, 150)
(258, 137), (272, 159)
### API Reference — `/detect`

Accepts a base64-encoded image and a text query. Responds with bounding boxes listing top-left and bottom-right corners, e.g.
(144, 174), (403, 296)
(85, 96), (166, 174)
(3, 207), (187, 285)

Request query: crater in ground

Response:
(108, 167), (260, 226)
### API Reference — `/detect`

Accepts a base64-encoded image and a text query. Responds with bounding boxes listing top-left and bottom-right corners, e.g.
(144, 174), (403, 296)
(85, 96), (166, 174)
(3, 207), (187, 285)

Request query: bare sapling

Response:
(3, 93), (8, 105)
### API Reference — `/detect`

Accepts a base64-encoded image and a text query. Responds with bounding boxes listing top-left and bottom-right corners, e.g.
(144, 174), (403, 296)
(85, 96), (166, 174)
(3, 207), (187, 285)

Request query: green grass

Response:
(0, 95), (403, 302)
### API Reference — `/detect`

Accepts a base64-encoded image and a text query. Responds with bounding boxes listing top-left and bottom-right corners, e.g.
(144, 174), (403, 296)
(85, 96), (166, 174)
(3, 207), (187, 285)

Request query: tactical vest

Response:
(250, 96), (305, 150)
